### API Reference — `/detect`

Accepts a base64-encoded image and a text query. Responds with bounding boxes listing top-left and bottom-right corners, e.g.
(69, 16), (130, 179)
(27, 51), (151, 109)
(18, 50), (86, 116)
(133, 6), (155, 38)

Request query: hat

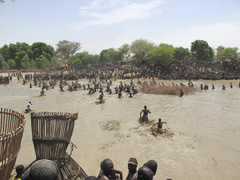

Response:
(128, 158), (138, 165)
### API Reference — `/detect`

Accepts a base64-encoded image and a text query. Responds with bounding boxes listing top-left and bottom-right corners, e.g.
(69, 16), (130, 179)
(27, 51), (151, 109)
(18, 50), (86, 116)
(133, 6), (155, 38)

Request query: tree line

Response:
(0, 39), (239, 70)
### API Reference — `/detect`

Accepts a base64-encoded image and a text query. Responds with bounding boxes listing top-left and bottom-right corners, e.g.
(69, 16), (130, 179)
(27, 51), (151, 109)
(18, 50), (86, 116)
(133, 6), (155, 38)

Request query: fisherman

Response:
(212, 84), (215, 89)
(40, 87), (45, 96)
(151, 118), (167, 134)
(179, 89), (184, 97)
(12, 165), (24, 180)
(222, 85), (226, 90)
(145, 160), (158, 178)
(98, 159), (123, 180)
(99, 92), (104, 103)
(25, 101), (32, 113)
(140, 106), (151, 123)
(129, 92), (133, 98)
(137, 166), (153, 180)
(118, 91), (123, 98)
(126, 158), (138, 180)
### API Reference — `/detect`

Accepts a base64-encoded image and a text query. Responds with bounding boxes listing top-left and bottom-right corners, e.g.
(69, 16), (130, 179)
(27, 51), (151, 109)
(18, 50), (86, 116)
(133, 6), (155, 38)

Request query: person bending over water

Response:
(25, 101), (32, 113)
(151, 118), (167, 134)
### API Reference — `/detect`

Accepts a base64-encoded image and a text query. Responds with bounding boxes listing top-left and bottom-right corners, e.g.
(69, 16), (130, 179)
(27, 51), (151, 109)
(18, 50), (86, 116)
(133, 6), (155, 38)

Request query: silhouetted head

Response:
(146, 160), (158, 175)
(86, 176), (98, 180)
(128, 158), (138, 174)
(16, 165), (24, 177)
(144, 106), (147, 109)
(101, 159), (114, 175)
(137, 166), (153, 180)
(29, 159), (58, 180)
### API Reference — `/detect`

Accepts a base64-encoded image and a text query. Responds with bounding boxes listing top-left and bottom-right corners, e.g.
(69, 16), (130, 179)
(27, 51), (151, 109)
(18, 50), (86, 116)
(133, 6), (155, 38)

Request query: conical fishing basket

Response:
(0, 108), (26, 180)
(31, 112), (78, 166)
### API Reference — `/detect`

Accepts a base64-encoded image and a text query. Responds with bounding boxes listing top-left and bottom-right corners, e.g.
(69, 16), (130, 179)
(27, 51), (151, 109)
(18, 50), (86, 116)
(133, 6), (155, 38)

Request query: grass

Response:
(140, 85), (196, 95)
(100, 120), (120, 131)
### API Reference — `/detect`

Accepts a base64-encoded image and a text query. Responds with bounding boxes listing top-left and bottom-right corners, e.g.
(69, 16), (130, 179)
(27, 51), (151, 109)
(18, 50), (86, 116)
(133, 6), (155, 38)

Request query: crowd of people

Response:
(12, 157), (171, 180)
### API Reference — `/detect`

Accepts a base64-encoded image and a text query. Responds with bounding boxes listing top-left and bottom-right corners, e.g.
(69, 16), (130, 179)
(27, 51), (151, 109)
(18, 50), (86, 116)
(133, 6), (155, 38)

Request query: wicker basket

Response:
(0, 108), (26, 180)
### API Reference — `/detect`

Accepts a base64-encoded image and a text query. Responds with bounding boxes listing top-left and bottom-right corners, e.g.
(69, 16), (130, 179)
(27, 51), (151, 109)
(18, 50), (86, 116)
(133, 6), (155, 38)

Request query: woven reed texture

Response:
(0, 108), (26, 180)
(31, 112), (87, 180)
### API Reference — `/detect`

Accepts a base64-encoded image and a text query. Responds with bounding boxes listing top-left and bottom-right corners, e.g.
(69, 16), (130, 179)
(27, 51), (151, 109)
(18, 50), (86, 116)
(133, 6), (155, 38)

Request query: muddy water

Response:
(1, 78), (240, 180)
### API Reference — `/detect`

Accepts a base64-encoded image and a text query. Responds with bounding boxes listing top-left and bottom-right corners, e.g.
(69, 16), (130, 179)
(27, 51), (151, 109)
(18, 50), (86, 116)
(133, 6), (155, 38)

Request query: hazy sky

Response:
(1, 0), (240, 54)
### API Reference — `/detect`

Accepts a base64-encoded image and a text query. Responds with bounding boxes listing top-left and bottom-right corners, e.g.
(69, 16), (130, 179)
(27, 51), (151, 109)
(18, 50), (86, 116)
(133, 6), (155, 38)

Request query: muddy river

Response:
(0, 77), (240, 180)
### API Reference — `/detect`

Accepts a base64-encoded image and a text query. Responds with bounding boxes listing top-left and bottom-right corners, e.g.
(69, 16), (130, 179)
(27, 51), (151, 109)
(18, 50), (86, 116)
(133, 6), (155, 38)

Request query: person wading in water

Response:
(140, 106), (151, 123)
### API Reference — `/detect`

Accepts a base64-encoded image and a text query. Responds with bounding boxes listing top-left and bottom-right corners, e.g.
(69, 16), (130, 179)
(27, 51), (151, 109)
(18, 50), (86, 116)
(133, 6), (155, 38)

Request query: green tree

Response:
(174, 47), (190, 61)
(56, 40), (81, 62)
(219, 47), (239, 63)
(1, 60), (10, 70)
(146, 44), (174, 65)
(7, 59), (16, 69)
(191, 40), (214, 62)
(67, 51), (99, 66)
(32, 42), (55, 61)
(49, 56), (61, 68)
(15, 51), (27, 69)
(130, 39), (155, 61)
(118, 44), (131, 61)
(99, 48), (123, 64)
(21, 54), (31, 69)
(35, 55), (50, 69)
(67, 54), (82, 66)
(216, 46), (225, 61)
(0, 53), (4, 64)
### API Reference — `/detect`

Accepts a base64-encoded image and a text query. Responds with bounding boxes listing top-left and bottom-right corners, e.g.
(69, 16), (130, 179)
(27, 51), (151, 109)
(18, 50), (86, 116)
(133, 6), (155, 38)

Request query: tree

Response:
(7, 59), (16, 69)
(191, 40), (214, 62)
(35, 55), (50, 69)
(99, 48), (123, 64)
(67, 51), (99, 67)
(32, 42), (55, 61)
(0, 60), (10, 70)
(130, 39), (155, 61)
(174, 47), (190, 61)
(67, 54), (82, 66)
(146, 44), (174, 65)
(21, 54), (31, 69)
(15, 51), (27, 69)
(118, 44), (131, 61)
(56, 40), (81, 62)
(216, 46), (225, 61)
(219, 47), (239, 63)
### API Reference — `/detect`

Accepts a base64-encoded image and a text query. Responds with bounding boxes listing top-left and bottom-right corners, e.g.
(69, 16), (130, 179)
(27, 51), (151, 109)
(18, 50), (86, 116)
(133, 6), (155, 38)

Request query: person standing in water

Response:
(140, 106), (151, 123)
(179, 89), (184, 97)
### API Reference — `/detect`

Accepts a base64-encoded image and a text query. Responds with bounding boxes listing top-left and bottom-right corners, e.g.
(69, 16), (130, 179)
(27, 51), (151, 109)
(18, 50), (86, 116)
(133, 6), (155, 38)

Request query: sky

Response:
(0, 0), (240, 54)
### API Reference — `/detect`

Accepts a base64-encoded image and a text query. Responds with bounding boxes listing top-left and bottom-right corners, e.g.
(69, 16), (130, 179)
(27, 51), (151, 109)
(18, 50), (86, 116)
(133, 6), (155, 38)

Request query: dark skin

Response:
(126, 164), (137, 180)
(99, 159), (123, 180)
(137, 166), (153, 180)
(140, 106), (151, 118)
(151, 119), (167, 134)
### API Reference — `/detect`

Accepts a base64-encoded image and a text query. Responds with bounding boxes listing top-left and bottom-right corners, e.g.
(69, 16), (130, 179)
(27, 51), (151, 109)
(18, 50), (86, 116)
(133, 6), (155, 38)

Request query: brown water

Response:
(1, 77), (240, 180)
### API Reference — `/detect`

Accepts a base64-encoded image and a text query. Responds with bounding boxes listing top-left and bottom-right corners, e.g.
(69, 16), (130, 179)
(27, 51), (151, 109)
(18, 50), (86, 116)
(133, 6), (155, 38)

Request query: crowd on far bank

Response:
(1, 60), (240, 85)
